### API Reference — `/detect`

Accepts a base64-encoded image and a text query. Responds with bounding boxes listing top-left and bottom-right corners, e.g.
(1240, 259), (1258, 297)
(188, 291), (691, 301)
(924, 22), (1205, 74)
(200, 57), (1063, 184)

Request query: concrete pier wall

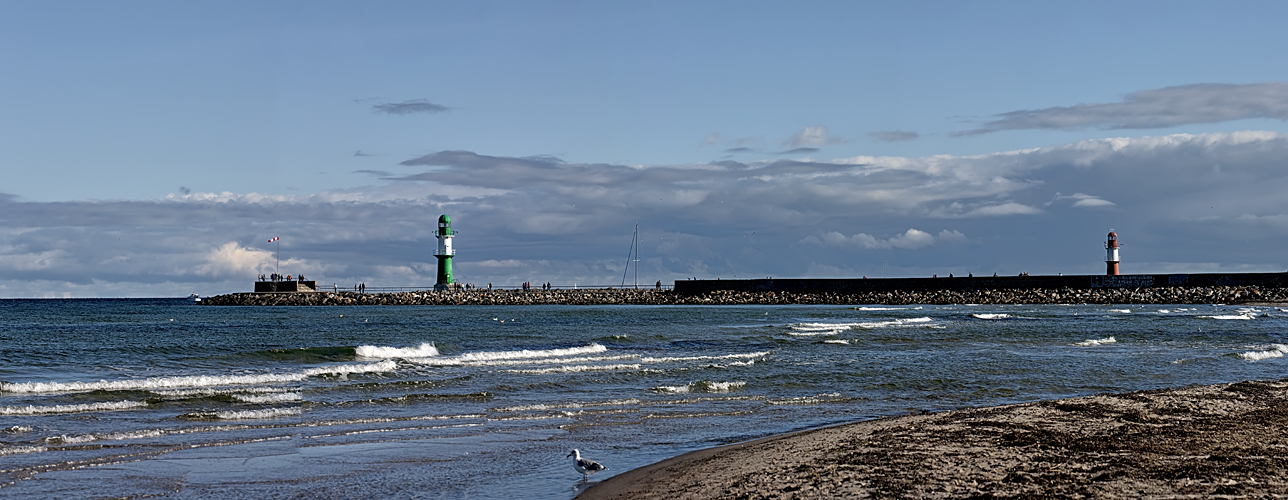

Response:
(672, 273), (1288, 295)
(253, 281), (317, 293)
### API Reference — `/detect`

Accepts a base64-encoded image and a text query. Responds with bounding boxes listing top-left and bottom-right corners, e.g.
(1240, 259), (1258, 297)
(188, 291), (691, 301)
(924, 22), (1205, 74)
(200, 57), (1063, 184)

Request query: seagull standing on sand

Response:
(568, 449), (607, 480)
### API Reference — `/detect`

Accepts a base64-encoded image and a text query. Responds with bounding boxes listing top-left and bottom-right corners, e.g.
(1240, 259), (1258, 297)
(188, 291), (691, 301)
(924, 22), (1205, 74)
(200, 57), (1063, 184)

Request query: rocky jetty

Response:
(201, 285), (1288, 306)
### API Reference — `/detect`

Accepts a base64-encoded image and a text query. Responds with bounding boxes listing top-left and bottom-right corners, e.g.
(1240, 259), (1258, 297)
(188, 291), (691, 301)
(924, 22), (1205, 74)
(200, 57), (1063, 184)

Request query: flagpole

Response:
(268, 237), (281, 279)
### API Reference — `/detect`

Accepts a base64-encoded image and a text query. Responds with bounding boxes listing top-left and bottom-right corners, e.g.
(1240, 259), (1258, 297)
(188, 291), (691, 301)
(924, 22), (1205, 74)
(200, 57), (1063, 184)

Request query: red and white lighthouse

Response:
(1105, 231), (1120, 276)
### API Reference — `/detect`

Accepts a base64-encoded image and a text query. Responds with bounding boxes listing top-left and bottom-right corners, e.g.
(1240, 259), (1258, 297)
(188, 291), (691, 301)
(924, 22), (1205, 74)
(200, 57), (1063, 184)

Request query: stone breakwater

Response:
(202, 285), (1288, 306)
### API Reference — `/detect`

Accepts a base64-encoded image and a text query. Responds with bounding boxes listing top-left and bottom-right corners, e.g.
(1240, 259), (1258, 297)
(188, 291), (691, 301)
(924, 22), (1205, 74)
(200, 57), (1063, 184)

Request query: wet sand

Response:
(579, 379), (1288, 499)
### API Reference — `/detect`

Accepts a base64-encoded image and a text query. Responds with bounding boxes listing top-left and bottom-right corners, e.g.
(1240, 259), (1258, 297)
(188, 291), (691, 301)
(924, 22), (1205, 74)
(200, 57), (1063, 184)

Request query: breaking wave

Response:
(970, 313), (1009, 320)
(0, 360), (398, 394)
(1202, 309), (1259, 320)
(181, 408), (303, 420)
(356, 343), (440, 359)
(1, 400), (149, 415)
(504, 363), (640, 374)
(1076, 337), (1117, 347)
(641, 352), (769, 363)
(232, 392), (303, 403)
(653, 381), (746, 394)
(789, 318), (932, 335)
(1240, 344), (1288, 361)
(0, 445), (46, 456)
(411, 344), (608, 366)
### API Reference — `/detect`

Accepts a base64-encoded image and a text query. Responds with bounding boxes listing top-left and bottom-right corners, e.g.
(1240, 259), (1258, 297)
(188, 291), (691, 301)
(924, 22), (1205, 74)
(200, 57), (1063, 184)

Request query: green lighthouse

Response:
(434, 214), (456, 291)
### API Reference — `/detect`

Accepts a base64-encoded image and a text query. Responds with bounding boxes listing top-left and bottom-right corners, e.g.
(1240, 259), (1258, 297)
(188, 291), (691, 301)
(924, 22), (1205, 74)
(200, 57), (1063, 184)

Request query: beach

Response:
(581, 379), (1288, 499)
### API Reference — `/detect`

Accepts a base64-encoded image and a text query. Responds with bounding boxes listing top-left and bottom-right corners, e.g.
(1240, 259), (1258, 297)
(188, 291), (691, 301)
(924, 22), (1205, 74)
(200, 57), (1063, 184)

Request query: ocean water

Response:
(2, 299), (1287, 498)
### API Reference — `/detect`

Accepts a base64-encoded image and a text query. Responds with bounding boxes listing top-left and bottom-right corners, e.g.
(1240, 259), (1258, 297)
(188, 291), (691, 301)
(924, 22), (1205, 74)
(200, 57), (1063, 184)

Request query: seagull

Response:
(567, 449), (607, 480)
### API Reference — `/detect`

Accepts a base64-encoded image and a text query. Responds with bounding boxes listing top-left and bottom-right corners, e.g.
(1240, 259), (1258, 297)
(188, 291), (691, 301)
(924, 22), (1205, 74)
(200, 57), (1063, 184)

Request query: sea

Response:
(2, 299), (1287, 499)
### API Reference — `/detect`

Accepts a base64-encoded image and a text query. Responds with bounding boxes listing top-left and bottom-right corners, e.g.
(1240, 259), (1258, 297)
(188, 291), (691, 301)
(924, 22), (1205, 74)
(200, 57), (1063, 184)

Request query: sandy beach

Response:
(580, 379), (1288, 499)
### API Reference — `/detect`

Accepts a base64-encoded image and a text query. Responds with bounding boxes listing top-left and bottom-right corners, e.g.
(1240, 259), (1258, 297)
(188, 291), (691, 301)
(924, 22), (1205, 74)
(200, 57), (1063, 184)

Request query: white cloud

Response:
(196, 243), (271, 278)
(937, 229), (969, 244)
(1045, 192), (1117, 208)
(783, 125), (842, 148)
(1072, 198), (1115, 208)
(801, 228), (958, 250)
(887, 229), (936, 249)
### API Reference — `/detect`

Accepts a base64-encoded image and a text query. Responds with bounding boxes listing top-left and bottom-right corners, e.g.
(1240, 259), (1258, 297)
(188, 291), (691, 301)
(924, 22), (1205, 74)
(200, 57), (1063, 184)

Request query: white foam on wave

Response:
(355, 342), (440, 359)
(856, 306), (921, 311)
(767, 392), (843, 405)
(214, 408), (302, 420)
(4, 426), (33, 433)
(1076, 336), (1116, 347)
(786, 323), (848, 336)
(1240, 345), (1288, 361)
(150, 386), (292, 398)
(823, 339), (849, 344)
(413, 353), (639, 367)
(0, 400), (148, 415)
(492, 398), (641, 413)
(504, 363), (640, 374)
(45, 429), (166, 445)
(1201, 313), (1257, 320)
(1157, 309), (1170, 314)
(410, 344), (608, 366)
(653, 381), (746, 394)
(233, 392), (303, 403)
(1107, 309), (1132, 313)
(0, 360), (398, 394)
(790, 318), (932, 335)
(641, 352), (769, 363)
(0, 445), (46, 456)
(970, 313), (1009, 320)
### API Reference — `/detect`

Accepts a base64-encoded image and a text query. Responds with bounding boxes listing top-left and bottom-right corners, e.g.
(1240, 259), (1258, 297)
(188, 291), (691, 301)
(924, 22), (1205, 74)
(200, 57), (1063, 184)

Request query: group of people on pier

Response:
(259, 273), (305, 282)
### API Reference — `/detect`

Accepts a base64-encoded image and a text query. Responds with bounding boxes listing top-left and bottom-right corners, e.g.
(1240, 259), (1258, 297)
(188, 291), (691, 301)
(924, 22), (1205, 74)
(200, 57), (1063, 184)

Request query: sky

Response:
(3, 1), (1288, 297)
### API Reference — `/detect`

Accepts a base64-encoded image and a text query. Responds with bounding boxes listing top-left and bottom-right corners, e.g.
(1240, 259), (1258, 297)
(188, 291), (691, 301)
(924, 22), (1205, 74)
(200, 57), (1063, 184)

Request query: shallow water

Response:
(2, 300), (1286, 498)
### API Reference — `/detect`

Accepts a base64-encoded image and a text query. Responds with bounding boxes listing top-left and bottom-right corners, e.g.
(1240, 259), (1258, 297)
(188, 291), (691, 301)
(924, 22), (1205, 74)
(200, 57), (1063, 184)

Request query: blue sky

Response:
(3, 1), (1288, 297)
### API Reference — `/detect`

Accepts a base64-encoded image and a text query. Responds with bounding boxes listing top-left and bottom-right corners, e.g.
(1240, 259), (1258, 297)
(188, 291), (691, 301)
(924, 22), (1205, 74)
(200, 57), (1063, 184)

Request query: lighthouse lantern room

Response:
(1105, 230), (1120, 276)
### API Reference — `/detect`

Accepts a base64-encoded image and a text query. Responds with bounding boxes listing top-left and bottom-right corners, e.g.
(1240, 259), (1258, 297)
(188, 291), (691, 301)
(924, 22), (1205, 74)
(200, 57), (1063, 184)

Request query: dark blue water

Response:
(2, 300), (1286, 498)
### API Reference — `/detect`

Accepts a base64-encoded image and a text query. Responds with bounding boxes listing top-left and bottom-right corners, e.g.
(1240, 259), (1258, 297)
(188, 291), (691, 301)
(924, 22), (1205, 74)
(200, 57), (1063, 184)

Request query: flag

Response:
(267, 237), (279, 243)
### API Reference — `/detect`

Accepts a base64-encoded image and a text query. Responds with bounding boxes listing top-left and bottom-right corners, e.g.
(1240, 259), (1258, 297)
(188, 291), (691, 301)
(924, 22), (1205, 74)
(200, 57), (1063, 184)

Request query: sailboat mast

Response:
(634, 223), (639, 289)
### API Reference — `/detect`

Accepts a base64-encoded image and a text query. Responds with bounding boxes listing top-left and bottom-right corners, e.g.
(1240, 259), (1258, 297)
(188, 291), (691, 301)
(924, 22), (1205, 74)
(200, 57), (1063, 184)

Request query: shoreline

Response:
(578, 379), (1288, 499)
(199, 286), (1288, 306)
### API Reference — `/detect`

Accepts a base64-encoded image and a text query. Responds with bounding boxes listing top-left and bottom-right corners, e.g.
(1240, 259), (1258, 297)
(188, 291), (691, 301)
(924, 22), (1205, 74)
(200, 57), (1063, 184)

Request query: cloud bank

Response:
(5, 131), (1288, 296)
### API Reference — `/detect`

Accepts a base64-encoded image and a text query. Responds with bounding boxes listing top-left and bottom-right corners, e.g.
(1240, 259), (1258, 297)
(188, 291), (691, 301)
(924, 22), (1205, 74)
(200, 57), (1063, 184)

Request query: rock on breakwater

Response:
(201, 285), (1288, 306)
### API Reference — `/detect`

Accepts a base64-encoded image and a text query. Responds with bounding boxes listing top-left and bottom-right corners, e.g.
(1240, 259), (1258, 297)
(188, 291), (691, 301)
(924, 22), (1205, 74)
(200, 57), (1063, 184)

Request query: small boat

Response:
(187, 293), (201, 303)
